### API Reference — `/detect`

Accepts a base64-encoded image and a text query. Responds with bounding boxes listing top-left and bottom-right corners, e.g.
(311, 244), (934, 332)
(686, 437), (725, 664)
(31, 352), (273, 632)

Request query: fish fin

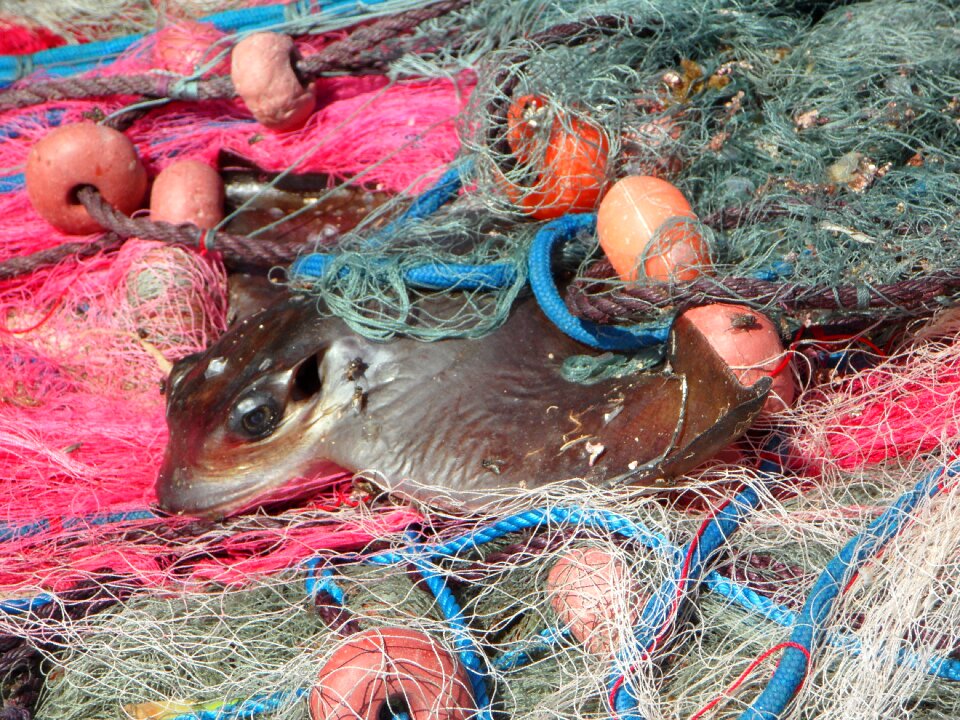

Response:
(601, 313), (771, 487)
(660, 313), (771, 474)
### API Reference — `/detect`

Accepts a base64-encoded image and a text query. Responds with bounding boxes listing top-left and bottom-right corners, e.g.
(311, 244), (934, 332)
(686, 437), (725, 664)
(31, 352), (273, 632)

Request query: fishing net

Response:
(1, 0), (960, 719)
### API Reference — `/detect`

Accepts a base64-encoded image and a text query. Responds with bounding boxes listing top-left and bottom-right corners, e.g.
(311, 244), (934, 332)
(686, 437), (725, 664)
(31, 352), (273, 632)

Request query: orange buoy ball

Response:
(26, 122), (148, 235)
(310, 627), (474, 720)
(597, 175), (709, 282)
(678, 303), (796, 416)
(231, 32), (315, 132)
(153, 21), (229, 76)
(546, 547), (640, 655)
(150, 160), (224, 229)
(504, 95), (609, 220)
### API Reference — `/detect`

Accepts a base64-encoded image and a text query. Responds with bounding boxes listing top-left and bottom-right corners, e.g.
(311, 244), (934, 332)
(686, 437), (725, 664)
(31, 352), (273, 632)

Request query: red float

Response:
(310, 627), (474, 720)
(25, 122), (148, 235)
(231, 32), (315, 132)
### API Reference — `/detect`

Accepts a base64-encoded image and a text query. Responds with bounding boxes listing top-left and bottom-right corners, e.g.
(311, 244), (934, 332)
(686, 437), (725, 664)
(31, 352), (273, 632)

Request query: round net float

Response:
(231, 32), (315, 133)
(25, 121), (148, 235)
(150, 159), (225, 230)
(153, 20), (228, 76)
(309, 627), (475, 720)
(545, 547), (640, 656)
(597, 175), (709, 282)
(677, 303), (796, 417)
(503, 96), (609, 220)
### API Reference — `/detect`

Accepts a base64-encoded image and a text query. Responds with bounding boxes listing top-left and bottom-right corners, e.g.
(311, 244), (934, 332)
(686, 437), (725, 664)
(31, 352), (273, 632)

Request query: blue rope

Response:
(367, 162), (467, 246)
(363, 506), (678, 567)
(410, 553), (494, 719)
(611, 482), (768, 718)
(0, 593), (54, 614)
(527, 214), (671, 351)
(0, 509), (156, 544)
(290, 163), (492, 287)
(0, 0), (400, 86)
(738, 459), (959, 719)
(290, 254), (518, 291)
(303, 561), (347, 604)
(493, 627), (571, 671)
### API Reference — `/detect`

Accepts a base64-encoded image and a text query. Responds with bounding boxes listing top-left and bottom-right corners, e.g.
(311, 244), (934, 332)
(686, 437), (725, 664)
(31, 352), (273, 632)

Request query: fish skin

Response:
(158, 295), (769, 516)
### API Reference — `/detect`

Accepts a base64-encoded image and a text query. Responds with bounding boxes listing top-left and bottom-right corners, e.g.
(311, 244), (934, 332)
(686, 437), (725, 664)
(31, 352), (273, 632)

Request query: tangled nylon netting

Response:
(2, 0), (960, 719)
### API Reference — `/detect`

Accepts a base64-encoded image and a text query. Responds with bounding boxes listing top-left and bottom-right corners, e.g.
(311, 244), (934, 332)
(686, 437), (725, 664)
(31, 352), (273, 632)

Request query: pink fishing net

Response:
(0, 18), (465, 595)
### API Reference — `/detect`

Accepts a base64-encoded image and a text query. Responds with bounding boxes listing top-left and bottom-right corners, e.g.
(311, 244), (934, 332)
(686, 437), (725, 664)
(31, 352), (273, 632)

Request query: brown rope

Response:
(76, 186), (299, 269)
(565, 259), (960, 323)
(0, 234), (124, 281)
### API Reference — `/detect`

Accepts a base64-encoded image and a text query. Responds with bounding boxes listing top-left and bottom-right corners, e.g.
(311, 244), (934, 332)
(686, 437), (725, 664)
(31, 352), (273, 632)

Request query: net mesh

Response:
(1, 1), (960, 719)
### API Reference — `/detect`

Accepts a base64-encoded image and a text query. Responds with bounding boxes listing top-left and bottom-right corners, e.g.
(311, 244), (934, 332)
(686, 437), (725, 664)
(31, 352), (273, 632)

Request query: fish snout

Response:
(155, 460), (238, 517)
(155, 462), (200, 516)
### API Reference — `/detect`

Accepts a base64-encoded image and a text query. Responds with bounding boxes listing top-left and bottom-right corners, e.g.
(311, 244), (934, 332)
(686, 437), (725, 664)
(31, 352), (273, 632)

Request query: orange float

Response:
(310, 627), (475, 720)
(597, 175), (709, 282)
(503, 95), (609, 220)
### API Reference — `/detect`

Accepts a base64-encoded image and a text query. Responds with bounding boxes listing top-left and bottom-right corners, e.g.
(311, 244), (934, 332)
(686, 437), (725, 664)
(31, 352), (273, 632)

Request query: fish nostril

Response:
(291, 353), (323, 401)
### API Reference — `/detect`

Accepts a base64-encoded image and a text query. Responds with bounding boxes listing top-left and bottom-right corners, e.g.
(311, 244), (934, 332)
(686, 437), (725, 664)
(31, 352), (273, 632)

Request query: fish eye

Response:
(230, 393), (281, 439)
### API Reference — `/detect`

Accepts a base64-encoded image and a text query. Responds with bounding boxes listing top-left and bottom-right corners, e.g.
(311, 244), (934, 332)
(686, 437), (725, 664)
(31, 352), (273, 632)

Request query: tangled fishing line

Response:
(2, 0), (960, 719)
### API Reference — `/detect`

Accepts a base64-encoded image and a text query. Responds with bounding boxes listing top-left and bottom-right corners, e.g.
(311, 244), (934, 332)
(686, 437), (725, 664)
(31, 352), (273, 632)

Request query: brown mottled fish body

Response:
(159, 295), (768, 516)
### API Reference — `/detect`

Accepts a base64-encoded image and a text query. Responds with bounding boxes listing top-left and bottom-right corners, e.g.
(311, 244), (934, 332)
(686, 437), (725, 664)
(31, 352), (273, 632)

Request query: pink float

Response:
(546, 547), (640, 655)
(678, 303), (796, 416)
(310, 627), (475, 720)
(25, 122), (148, 235)
(150, 159), (224, 230)
(231, 32), (315, 132)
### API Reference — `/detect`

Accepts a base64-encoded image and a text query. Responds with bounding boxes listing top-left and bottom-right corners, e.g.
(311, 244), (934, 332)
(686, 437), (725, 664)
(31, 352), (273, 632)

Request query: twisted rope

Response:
(566, 259), (960, 323)
(0, 233), (123, 280)
(76, 186), (298, 269)
(0, 0), (472, 112)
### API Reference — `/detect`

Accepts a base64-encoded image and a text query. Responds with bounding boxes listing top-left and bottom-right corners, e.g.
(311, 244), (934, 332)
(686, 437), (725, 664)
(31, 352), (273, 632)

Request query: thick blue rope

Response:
(411, 554), (494, 718)
(527, 214), (671, 351)
(738, 460), (959, 719)
(611, 482), (767, 719)
(0, 509), (156, 544)
(493, 627), (571, 671)
(364, 506), (679, 566)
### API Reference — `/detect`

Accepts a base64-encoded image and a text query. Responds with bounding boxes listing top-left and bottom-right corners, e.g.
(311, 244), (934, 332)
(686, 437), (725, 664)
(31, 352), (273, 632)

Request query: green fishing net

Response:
(293, 0), (960, 341)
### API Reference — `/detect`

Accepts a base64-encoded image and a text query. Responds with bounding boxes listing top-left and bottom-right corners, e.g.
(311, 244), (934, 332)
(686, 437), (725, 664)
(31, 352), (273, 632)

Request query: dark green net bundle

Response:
(293, 0), (960, 342)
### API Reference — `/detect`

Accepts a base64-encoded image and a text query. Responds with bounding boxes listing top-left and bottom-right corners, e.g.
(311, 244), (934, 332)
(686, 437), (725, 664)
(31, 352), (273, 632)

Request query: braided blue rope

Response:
(0, 509), (156, 544)
(368, 162), (467, 244)
(364, 506), (679, 566)
(493, 627), (571, 671)
(410, 553), (494, 718)
(303, 562), (348, 604)
(611, 482), (768, 718)
(739, 459), (960, 719)
(527, 214), (670, 351)
(290, 254), (518, 291)
(290, 163), (496, 287)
